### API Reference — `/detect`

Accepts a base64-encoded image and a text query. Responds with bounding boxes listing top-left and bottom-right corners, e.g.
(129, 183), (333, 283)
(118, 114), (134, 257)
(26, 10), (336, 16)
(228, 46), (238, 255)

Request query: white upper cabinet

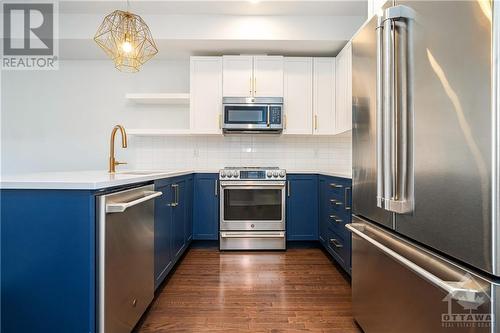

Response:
(190, 56), (223, 134)
(313, 58), (336, 135)
(335, 42), (352, 134)
(253, 56), (284, 97)
(222, 55), (253, 97)
(283, 57), (313, 135)
(223, 55), (284, 98)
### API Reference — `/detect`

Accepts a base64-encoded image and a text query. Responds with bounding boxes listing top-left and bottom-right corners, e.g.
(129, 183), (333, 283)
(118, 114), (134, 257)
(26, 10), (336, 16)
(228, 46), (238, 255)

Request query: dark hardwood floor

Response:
(137, 247), (361, 333)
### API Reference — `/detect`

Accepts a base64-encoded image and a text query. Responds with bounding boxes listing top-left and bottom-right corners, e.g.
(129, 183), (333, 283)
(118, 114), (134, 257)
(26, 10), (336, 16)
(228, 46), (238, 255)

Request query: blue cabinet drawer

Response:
(326, 213), (350, 238)
(326, 226), (350, 271)
(325, 178), (351, 198)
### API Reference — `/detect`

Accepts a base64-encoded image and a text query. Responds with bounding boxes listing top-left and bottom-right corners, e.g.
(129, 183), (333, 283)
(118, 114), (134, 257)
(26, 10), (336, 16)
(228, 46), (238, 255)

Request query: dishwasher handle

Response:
(106, 191), (162, 213)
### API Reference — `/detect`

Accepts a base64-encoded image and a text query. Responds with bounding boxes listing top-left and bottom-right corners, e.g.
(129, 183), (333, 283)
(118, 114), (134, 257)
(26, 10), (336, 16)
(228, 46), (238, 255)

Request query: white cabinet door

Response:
(335, 42), (352, 134)
(313, 58), (336, 135)
(222, 55), (253, 97)
(283, 57), (313, 135)
(253, 56), (284, 97)
(190, 57), (223, 134)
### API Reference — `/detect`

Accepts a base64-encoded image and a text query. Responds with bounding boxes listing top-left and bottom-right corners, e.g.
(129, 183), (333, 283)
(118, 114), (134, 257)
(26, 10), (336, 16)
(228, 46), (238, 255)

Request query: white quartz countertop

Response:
(0, 170), (194, 190)
(1, 169), (351, 190)
(287, 170), (352, 179)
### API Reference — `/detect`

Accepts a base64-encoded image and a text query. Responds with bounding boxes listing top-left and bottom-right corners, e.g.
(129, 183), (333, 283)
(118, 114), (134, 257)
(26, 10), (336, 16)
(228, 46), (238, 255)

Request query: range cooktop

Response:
(219, 167), (286, 180)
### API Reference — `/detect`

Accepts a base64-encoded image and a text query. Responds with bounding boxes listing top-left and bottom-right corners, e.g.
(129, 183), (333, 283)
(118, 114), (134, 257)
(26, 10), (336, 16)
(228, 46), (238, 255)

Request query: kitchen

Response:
(1, 0), (498, 332)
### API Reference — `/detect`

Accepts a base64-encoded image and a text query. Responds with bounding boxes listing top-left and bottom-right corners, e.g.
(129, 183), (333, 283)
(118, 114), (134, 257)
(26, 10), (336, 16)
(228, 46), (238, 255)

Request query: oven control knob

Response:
(273, 171), (278, 177)
(220, 171), (226, 178)
(279, 171), (285, 178)
(233, 171), (239, 178)
(227, 173), (232, 178)
(266, 171), (272, 178)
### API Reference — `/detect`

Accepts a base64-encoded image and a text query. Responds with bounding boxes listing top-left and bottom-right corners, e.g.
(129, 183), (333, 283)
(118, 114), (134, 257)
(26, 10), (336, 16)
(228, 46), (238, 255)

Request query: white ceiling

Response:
(4, 0), (367, 59)
(59, 0), (366, 16)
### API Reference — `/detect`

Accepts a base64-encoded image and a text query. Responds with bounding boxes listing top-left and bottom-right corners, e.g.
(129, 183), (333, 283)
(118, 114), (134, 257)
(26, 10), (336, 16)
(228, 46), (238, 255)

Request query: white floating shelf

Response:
(126, 93), (190, 105)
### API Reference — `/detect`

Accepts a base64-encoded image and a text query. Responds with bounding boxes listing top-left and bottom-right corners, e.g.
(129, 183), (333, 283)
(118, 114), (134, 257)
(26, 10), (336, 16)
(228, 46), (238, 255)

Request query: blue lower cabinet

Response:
(172, 179), (187, 259)
(154, 180), (174, 289)
(154, 174), (193, 289)
(318, 177), (329, 245)
(286, 174), (319, 241)
(1, 189), (96, 333)
(193, 173), (219, 240)
(318, 175), (352, 274)
(185, 176), (194, 242)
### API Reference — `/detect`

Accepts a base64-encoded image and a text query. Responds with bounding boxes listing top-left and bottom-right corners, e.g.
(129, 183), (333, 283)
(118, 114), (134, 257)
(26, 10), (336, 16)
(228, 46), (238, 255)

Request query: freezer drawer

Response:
(347, 217), (496, 333)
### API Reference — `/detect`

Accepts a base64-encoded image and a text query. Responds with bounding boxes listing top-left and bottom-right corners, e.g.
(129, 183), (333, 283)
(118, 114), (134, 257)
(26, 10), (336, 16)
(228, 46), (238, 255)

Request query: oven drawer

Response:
(220, 231), (286, 250)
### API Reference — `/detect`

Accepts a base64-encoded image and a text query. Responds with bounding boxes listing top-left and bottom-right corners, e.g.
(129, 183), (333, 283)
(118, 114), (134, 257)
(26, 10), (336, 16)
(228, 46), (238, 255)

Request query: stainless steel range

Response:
(219, 167), (286, 250)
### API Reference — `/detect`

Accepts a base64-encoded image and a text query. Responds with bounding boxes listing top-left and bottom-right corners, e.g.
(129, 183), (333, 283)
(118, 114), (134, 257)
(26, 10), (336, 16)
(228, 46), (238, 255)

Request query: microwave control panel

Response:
(269, 106), (282, 124)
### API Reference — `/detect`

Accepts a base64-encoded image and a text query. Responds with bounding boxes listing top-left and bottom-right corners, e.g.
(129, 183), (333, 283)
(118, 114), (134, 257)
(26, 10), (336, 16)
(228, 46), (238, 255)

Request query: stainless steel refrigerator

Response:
(349, 1), (500, 332)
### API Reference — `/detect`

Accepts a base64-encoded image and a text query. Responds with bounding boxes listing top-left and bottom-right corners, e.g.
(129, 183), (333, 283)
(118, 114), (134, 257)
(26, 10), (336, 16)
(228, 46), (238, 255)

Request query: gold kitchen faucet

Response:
(108, 124), (128, 173)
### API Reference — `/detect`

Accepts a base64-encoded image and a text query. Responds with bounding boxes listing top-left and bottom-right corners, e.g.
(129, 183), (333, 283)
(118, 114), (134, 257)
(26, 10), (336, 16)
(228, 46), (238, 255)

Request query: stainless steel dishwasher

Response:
(97, 184), (162, 333)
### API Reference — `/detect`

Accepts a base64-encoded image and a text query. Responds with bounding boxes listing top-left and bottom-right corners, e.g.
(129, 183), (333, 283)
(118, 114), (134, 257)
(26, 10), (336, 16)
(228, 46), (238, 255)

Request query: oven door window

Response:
(224, 106), (267, 124)
(223, 188), (282, 221)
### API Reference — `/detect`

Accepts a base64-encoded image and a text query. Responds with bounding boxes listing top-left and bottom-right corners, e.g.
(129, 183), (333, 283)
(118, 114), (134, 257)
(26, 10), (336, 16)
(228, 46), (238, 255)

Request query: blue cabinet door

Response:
(172, 179), (187, 259)
(185, 176), (194, 243)
(318, 177), (329, 245)
(286, 174), (319, 241)
(193, 174), (219, 240)
(154, 181), (174, 289)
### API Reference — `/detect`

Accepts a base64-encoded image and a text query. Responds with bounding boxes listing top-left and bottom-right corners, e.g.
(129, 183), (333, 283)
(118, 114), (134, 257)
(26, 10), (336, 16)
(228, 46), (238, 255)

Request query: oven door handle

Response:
(220, 181), (286, 187)
(220, 232), (285, 238)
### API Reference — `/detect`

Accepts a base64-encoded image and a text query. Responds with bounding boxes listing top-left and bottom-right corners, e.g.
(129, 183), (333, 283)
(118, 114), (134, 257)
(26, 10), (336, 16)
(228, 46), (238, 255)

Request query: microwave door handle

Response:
(266, 106), (271, 127)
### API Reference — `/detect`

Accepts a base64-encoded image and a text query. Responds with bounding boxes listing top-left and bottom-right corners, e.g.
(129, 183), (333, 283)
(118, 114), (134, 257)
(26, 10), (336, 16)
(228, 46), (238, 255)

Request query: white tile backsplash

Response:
(128, 133), (352, 174)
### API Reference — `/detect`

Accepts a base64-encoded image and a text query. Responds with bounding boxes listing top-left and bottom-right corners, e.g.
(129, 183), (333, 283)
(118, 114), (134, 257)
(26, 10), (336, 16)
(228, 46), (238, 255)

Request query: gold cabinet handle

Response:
(283, 114), (287, 129)
(218, 113), (222, 129)
(254, 77), (257, 95)
(314, 115), (318, 130)
(249, 77), (252, 95)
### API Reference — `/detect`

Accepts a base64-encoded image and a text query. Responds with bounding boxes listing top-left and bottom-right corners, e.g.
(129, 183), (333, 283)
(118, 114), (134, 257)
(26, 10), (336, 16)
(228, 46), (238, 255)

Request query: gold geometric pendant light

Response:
(94, 9), (158, 72)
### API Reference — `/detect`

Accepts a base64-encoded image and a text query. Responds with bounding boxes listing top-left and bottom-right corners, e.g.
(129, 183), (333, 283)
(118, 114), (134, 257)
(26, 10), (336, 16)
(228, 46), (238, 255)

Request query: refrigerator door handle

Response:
(346, 223), (483, 303)
(376, 15), (385, 209)
(381, 5), (415, 214)
(382, 15), (394, 211)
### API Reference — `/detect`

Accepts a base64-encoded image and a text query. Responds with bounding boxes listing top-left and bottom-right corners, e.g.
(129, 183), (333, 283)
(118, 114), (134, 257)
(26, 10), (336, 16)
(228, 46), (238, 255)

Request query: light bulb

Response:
(121, 41), (133, 53)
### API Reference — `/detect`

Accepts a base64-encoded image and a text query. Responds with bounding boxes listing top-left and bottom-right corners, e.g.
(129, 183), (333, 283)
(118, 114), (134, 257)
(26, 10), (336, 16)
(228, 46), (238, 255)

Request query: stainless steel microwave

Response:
(222, 97), (283, 134)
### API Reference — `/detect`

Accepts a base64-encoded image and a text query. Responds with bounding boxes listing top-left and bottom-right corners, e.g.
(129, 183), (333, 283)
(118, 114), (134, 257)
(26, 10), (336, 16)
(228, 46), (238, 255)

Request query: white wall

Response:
(1, 59), (189, 174)
(1, 59), (352, 175)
